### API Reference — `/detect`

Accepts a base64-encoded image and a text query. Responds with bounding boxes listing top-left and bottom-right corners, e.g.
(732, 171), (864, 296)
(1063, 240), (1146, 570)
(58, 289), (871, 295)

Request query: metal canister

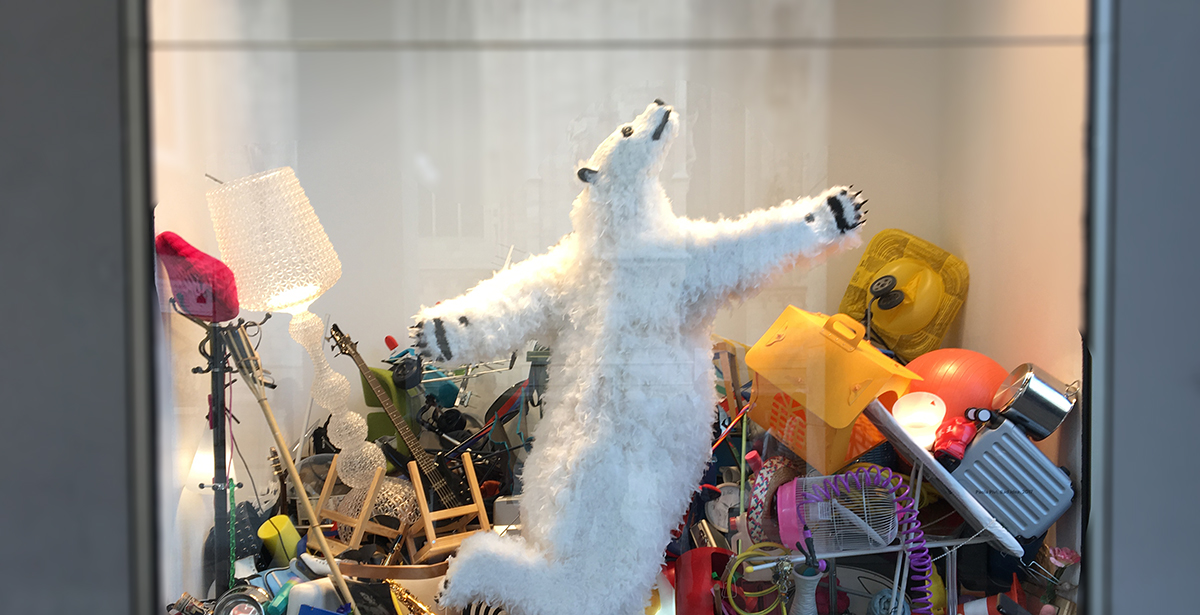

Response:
(992, 363), (1077, 441)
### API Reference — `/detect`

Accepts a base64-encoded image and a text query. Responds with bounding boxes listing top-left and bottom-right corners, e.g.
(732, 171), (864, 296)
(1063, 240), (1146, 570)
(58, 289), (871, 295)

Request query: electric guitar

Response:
(268, 447), (290, 517)
(329, 323), (470, 509)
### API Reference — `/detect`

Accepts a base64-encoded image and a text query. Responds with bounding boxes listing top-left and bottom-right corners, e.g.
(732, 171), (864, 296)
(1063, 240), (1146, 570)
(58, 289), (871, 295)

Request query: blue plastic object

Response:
(266, 580), (297, 615)
(297, 605), (341, 615)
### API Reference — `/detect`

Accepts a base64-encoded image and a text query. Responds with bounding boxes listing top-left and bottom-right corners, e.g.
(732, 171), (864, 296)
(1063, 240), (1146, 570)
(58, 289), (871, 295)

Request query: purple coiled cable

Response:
(797, 466), (933, 615)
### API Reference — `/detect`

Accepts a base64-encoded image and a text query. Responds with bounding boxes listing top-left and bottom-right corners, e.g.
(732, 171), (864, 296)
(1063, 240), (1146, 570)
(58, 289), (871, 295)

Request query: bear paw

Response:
(810, 186), (867, 234)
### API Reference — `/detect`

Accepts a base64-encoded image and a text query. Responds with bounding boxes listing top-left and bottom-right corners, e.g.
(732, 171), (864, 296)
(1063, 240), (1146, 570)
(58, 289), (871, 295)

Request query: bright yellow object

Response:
(748, 374), (887, 475)
(387, 579), (438, 615)
(644, 586), (660, 615)
(838, 229), (969, 362)
(746, 309), (921, 430)
(723, 542), (792, 615)
(745, 309), (921, 474)
(928, 564), (947, 615)
(257, 514), (302, 568)
(869, 258), (945, 335)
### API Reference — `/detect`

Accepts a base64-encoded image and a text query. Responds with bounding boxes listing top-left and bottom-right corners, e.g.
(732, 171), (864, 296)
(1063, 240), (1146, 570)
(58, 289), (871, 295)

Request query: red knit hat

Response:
(155, 231), (239, 322)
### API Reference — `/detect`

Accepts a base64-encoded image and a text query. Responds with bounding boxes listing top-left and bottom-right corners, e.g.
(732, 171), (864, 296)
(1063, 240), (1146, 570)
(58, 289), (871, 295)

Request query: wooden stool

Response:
(400, 451), (491, 564)
(311, 454), (403, 553)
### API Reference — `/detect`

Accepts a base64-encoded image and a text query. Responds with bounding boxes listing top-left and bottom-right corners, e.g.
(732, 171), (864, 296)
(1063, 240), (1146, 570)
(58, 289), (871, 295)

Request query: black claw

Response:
(853, 190), (863, 197)
(862, 209), (869, 214)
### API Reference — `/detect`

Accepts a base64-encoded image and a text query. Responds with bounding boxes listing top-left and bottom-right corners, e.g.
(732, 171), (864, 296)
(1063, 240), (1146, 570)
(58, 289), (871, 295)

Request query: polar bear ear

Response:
(577, 167), (598, 183)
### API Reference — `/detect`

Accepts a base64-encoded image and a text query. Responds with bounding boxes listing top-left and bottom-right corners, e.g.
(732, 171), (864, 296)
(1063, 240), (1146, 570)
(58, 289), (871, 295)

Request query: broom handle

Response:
(252, 392), (361, 615)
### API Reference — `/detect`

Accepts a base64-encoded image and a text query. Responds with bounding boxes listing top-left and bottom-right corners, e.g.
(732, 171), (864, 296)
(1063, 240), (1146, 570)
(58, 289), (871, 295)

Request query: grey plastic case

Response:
(951, 420), (1073, 541)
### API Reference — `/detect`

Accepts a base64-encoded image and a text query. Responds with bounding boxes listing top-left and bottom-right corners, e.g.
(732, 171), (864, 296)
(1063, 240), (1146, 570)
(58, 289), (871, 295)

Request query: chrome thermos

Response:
(992, 363), (1077, 441)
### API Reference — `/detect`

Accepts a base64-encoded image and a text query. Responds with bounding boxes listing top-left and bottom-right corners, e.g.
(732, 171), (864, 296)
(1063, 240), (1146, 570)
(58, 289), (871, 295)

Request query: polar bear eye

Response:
(621, 126), (634, 138)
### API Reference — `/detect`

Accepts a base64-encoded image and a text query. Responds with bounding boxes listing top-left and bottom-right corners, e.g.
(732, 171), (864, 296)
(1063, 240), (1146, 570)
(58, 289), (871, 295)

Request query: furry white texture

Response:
(411, 101), (865, 615)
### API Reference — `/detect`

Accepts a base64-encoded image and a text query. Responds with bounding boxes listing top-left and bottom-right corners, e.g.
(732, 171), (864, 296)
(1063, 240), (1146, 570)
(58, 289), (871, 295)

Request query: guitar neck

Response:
(346, 350), (439, 475)
(269, 449), (289, 516)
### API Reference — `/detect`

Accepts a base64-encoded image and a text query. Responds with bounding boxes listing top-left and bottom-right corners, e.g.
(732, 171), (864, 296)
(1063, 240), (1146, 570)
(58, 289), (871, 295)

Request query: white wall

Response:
(938, 2), (1088, 552)
(152, 0), (1088, 600)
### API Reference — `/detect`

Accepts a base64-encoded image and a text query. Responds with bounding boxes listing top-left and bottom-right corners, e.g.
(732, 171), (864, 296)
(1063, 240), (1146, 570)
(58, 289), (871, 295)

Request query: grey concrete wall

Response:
(1091, 0), (1200, 612)
(0, 1), (156, 613)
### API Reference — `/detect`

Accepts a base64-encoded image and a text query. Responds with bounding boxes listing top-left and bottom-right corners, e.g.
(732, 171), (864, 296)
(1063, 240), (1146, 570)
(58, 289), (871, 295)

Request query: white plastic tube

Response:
(789, 569), (823, 615)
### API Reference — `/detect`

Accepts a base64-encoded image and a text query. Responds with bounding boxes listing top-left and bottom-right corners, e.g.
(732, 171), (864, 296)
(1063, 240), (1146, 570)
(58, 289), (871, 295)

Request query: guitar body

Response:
(330, 323), (473, 510)
(423, 455), (472, 511)
(379, 441), (471, 511)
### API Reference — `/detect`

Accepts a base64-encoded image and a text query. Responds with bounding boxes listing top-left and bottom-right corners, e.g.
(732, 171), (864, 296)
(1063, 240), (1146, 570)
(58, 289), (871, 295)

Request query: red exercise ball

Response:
(904, 348), (1008, 423)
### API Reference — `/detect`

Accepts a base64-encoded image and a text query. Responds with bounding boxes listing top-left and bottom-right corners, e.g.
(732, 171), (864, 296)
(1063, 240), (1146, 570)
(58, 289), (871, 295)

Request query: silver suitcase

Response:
(951, 420), (1073, 541)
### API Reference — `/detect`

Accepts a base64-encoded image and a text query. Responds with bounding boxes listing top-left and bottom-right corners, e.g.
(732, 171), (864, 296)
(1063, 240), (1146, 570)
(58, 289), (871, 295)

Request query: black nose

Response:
(654, 99), (665, 106)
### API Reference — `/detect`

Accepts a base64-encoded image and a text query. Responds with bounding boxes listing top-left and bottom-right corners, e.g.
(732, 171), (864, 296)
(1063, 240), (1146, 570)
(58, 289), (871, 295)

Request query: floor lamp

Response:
(207, 167), (371, 614)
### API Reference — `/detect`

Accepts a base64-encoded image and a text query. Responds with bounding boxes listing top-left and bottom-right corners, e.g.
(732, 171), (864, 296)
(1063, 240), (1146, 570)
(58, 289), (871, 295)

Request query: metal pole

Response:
(827, 557), (838, 614)
(209, 323), (232, 594)
(946, 547), (958, 615)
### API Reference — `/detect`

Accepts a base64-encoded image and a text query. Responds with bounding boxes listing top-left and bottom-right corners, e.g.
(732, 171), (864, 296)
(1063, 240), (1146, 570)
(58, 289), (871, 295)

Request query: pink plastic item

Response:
(745, 450), (764, 473)
(777, 477), (802, 550)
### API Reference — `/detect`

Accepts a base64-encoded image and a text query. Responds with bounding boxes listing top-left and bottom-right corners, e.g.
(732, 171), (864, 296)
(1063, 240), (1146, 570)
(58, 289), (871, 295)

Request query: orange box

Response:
(745, 308), (921, 473)
(749, 373), (888, 474)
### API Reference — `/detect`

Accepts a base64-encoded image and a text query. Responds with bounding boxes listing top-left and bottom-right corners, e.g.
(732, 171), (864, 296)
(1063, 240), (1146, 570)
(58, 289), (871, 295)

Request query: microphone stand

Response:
(171, 299), (360, 614)
(171, 298), (240, 595)
(221, 317), (362, 615)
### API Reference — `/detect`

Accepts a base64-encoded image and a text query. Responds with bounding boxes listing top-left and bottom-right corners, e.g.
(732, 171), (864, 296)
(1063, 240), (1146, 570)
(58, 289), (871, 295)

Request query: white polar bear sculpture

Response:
(411, 100), (866, 615)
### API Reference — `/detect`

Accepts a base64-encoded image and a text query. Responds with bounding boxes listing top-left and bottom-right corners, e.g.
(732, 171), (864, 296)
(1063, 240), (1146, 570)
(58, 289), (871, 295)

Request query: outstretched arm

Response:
(411, 239), (573, 366)
(680, 186), (866, 309)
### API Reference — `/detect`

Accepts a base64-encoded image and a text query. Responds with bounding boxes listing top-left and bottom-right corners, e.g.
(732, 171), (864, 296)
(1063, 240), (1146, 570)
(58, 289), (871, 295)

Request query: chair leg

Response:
(314, 454), (340, 522)
(462, 452), (491, 532)
(346, 466), (385, 550)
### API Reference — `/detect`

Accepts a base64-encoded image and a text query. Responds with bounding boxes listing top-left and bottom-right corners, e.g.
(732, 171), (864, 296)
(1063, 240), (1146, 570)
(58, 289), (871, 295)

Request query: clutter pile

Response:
(159, 103), (1081, 615)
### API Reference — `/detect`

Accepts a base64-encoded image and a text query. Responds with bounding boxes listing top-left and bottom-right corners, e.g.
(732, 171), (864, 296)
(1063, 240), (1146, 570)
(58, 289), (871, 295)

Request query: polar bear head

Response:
(576, 99), (678, 193)
(571, 101), (680, 244)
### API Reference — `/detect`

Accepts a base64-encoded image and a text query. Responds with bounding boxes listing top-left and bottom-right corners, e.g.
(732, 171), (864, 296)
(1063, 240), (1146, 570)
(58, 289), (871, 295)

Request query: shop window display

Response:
(152, 3), (1087, 615)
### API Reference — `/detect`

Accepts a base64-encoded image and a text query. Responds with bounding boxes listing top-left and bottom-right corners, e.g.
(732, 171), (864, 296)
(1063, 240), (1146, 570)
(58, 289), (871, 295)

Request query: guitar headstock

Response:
(268, 447), (284, 478)
(329, 323), (357, 357)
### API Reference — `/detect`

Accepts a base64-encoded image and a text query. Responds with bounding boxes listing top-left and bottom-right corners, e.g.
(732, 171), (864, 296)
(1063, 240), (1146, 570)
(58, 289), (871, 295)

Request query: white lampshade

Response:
(207, 167), (341, 314)
(892, 392), (947, 450)
(205, 167), (381, 489)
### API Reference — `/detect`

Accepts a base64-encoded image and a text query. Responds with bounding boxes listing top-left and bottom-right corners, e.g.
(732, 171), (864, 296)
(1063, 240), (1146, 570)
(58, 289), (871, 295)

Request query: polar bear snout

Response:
(652, 107), (671, 140)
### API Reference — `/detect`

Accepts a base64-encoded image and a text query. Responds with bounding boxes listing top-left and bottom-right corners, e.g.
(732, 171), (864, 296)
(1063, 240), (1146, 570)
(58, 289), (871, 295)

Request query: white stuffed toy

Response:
(411, 100), (866, 615)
